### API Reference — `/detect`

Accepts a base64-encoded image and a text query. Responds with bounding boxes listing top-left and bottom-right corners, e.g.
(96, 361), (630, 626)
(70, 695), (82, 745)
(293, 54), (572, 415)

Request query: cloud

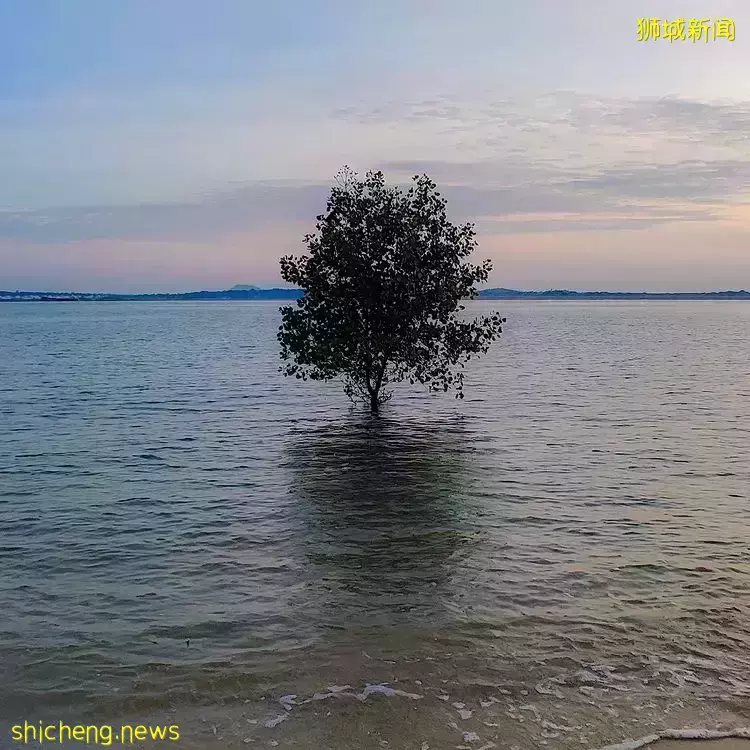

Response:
(336, 92), (750, 169)
(565, 159), (750, 202)
(0, 174), (724, 244)
(603, 96), (750, 148)
(0, 183), (329, 242)
(1, 93), (748, 242)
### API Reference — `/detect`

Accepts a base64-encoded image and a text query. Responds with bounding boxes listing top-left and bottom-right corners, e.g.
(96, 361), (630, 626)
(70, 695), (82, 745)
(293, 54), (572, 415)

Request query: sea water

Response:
(1, 300), (749, 748)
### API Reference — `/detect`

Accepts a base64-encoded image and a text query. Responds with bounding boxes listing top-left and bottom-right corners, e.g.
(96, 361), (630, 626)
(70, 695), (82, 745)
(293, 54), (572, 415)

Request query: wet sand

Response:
(655, 742), (750, 750)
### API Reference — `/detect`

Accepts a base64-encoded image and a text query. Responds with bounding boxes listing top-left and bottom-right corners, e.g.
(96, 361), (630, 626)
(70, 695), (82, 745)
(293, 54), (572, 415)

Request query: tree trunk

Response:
(369, 360), (386, 415)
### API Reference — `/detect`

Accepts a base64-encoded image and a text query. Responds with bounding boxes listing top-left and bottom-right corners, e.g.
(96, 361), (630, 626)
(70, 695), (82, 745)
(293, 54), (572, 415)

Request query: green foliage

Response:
(278, 167), (505, 411)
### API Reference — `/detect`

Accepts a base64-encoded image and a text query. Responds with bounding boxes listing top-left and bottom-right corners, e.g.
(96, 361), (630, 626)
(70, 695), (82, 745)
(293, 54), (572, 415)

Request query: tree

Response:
(278, 167), (505, 414)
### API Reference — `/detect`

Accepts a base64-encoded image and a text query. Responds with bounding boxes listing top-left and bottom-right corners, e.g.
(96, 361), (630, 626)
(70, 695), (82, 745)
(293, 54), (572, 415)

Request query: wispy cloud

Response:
(0, 183), (328, 242)
(3, 93), (747, 242)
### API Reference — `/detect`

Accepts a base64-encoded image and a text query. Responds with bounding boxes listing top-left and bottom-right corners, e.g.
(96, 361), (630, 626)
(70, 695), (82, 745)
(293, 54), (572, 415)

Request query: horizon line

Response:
(2, 285), (749, 297)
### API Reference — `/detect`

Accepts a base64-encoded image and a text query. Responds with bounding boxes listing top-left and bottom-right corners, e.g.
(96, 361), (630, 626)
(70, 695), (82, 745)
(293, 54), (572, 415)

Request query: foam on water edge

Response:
(596, 727), (750, 750)
(258, 674), (750, 749)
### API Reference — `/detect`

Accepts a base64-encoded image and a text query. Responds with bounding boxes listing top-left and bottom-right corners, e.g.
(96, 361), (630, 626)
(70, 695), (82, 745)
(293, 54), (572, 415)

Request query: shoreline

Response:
(599, 730), (750, 750)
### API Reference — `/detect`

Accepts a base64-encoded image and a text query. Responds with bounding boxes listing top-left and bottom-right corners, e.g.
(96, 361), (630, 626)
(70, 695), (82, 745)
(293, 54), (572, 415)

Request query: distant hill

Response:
(478, 288), (750, 300)
(2, 287), (749, 301)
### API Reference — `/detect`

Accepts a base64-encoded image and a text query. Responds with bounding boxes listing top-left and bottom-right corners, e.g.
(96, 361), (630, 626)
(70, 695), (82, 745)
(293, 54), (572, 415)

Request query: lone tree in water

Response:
(278, 168), (505, 414)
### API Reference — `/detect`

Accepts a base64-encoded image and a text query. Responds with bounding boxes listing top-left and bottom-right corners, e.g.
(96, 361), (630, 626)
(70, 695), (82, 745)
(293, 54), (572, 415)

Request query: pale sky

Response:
(1, 0), (749, 292)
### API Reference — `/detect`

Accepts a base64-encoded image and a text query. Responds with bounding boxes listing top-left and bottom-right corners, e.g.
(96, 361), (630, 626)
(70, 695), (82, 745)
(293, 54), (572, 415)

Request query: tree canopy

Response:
(278, 167), (504, 413)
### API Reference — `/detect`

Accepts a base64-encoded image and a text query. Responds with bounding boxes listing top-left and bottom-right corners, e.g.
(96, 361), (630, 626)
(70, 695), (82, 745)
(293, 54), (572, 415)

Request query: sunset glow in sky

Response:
(1, 0), (749, 292)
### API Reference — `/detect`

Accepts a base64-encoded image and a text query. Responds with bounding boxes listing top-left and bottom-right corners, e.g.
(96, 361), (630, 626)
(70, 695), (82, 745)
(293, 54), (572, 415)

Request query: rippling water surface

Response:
(1, 300), (749, 749)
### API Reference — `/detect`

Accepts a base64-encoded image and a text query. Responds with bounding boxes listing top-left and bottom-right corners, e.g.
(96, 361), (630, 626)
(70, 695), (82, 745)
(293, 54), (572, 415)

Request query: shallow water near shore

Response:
(1, 299), (749, 748)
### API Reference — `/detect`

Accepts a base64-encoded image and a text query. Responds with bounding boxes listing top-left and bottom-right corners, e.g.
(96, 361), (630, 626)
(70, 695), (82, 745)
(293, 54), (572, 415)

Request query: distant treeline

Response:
(0, 288), (303, 301)
(2, 287), (750, 302)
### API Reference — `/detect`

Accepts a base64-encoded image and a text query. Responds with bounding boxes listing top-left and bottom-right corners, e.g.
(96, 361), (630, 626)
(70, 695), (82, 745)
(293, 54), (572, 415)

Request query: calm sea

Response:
(1, 300), (749, 749)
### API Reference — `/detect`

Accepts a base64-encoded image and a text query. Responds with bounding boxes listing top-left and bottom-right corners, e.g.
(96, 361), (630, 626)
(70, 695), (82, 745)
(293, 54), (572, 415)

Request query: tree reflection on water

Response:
(285, 415), (479, 629)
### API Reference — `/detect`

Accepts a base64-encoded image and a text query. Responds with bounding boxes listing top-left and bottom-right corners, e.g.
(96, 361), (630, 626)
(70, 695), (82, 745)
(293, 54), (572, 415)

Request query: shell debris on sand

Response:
(263, 714), (288, 729)
(279, 694), (297, 710)
(359, 683), (423, 700)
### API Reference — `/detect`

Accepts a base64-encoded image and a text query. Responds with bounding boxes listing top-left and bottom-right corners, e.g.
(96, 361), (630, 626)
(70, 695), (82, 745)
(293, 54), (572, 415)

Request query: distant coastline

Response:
(2, 286), (749, 302)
